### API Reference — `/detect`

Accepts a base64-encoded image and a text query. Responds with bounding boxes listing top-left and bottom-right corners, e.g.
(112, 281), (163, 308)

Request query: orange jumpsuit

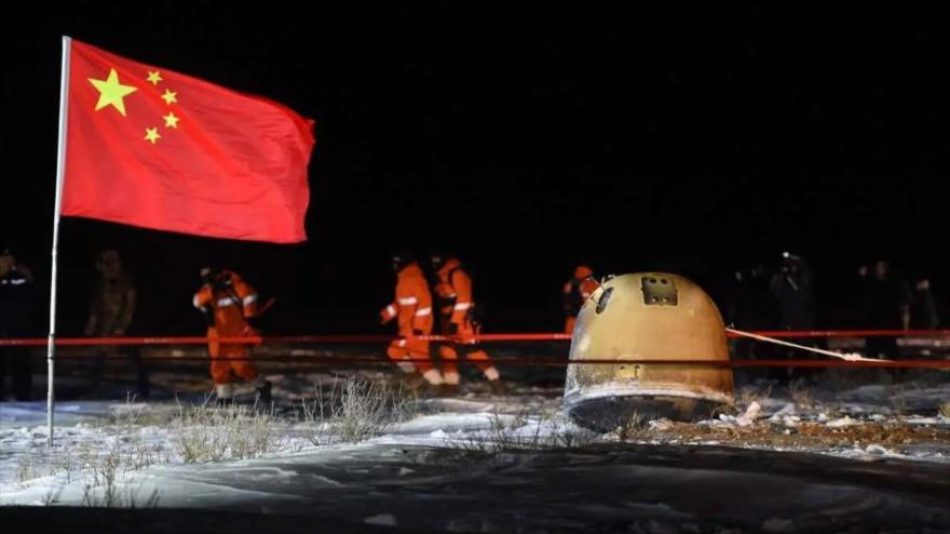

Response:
(193, 271), (260, 386)
(380, 262), (443, 385)
(563, 265), (600, 334)
(434, 258), (500, 385)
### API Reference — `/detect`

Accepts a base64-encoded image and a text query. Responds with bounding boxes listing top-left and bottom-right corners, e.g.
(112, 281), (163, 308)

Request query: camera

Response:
(781, 251), (802, 263)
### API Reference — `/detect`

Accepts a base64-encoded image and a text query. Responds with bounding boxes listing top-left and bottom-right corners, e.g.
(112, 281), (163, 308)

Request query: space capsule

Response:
(564, 273), (734, 432)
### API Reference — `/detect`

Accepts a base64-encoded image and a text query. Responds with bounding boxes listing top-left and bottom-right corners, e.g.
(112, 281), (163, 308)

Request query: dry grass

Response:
(788, 379), (815, 410)
(170, 403), (284, 463)
(613, 412), (649, 442)
(737, 384), (773, 409)
(14, 451), (36, 484)
(453, 408), (599, 453)
(890, 385), (908, 418)
(10, 399), (284, 508)
(67, 423), (163, 508)
(303, 375), (415, 445)
(16, 400), (282, 507)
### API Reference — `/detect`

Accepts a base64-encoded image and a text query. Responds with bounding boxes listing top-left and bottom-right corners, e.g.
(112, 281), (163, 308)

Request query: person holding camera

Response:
(857, 260), (910, 359)
(769, 252), (816, 384)
(770, 252), (816, 331)
(193, 267), (271, 404)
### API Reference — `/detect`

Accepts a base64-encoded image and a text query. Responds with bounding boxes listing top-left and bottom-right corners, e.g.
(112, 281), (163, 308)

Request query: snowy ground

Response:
(1, 349), (949, 532)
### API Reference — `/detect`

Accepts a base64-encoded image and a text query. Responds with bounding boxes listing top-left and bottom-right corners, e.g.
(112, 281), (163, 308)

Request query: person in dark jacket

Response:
(769, 252), (816, 383)
(728, 264), (775, 359)
(769, 252), (816, 331)
(909, 277), (939, 330)
(84, 249), (149, 398)
(858, 260), (910, 359)
(0, 245), (35, 401)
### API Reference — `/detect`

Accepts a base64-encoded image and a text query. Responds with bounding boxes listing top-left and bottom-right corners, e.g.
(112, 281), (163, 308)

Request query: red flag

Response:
(62, 39), (315, 243)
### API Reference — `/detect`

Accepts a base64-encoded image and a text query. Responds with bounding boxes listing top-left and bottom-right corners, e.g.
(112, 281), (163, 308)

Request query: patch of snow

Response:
(391, 412), (496, 436)
(865, 444), (892, 456)
(735, 401), (762, 427)
(646, 519), (681, 534)
(649, 418), (674, 431)
(773, 403), (796, 417)
(706, 416), (735, 429)
(769, 405), (801, 426)
(780, 415), (800, 428)
(762, 517), (795, 532)
(902, 416), (946, 426)
(364, 513), (398, 527)
(826, 416), (860, 428)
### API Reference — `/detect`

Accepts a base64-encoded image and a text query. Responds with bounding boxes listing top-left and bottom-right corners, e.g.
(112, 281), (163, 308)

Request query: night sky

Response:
(1, 3), (946, 335)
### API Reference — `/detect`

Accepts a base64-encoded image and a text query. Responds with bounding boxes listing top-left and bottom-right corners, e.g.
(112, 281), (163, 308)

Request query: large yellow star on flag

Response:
(88, 68), (138, 116)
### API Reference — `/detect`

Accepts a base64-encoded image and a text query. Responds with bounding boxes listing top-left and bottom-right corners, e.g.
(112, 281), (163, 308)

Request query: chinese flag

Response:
(63, 38), (315, 243)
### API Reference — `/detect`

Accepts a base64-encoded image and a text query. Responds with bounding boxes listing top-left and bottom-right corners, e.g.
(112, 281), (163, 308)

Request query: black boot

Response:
(215, 383), (234, 407)
(255, 380), (272, 405)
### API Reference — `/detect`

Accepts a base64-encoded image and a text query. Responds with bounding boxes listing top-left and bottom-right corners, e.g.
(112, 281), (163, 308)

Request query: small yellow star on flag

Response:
(161, 89), (178, 105)
(146, 71), (163, 85)
(163, 112), (180, 128)
(144, 127), (161, 144)
(88, 68), (138, 116)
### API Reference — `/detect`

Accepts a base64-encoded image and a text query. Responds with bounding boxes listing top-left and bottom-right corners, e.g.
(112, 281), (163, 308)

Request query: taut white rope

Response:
(726, 328), (890, 362)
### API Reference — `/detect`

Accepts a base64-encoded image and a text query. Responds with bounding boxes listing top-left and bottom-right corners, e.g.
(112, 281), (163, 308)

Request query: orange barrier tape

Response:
(3, 329), (950, 347)
(44, 355), (950, 369)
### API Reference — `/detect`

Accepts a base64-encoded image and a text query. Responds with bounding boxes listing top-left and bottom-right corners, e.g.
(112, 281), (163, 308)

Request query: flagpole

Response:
(48, 35), (72, 447)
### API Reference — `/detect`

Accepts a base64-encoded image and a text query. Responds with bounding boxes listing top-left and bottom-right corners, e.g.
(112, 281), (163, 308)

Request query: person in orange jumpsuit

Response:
(380, 253), (444, 388)
(193, 268), (270, 404)
(429, 253), (503, 394)
(563, 265), (600, 334)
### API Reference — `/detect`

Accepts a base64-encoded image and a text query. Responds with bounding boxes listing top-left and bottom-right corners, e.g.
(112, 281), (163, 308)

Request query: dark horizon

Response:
(2, 3), (947, 336)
